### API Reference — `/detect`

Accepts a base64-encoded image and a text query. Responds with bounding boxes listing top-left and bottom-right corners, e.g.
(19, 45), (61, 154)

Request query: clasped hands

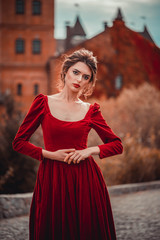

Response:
(43, 146), (99, 163)
(63, 148), (92, 164)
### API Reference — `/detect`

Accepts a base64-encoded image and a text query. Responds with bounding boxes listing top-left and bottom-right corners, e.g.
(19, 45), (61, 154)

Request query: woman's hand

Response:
(42, 146), (100, 164)
(64, 148), (93, 164)
(42, 148), (76, 162)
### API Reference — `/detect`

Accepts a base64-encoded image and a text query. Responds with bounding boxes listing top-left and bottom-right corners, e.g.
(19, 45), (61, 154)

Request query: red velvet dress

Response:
(12, 94), (123, 240)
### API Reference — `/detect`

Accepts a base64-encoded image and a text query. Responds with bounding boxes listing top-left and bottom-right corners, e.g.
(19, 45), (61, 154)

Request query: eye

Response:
(73, 70), (78, 75)
(84, 75), (89, 80)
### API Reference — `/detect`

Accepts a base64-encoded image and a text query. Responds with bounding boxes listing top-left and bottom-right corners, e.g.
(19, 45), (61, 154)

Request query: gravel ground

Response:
(111, 189), (160, 240)
(0, 189), (160, 240)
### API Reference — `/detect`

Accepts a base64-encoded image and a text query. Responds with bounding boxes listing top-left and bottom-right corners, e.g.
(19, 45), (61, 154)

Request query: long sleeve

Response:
(90, 103), (123, 159)
(12, 94), (45, 161)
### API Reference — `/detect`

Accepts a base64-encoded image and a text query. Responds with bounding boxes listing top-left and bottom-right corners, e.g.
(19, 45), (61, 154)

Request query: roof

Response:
(138, 25), (155, 44)
(70, 16), (86, 37)
(114, 7), (124, 21)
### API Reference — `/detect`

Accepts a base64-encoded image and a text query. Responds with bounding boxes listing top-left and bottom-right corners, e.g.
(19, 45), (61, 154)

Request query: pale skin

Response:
(42, 61), (100, 164)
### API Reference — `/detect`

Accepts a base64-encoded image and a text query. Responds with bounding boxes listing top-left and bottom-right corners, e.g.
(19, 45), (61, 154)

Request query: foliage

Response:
(0, 94), (39, 194)
(96, 135), (160, 186)
(88, 83), (160, 185)
(117, 135), (160, 184)
(100, 83), (160, 149)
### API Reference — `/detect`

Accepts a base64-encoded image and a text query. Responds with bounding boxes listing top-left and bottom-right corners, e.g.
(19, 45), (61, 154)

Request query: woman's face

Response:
(64, 61), (92, 93)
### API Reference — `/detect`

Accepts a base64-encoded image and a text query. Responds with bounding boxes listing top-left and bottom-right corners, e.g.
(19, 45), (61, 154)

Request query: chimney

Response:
(103, 21), (108, 30)
(65, 21), (71, 38)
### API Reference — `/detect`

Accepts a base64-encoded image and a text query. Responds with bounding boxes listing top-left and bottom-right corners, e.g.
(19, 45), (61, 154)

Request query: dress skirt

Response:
(29, 157), (117, 240)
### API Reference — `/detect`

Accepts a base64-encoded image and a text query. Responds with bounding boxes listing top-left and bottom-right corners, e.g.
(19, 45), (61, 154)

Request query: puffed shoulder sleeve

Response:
(90, 103), (123, 159)
(12, 94), (45, 161)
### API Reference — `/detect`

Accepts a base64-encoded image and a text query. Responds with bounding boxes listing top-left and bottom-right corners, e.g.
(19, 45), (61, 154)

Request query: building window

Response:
(32, 0), (41, 15)
(17, 83), (22, 96)
(34, 84), (39, 95)
(16, 0), (25, 14)
(32, 39), (41, 54)
(15, 38), (25, 54)
(115, 74), (123, 90)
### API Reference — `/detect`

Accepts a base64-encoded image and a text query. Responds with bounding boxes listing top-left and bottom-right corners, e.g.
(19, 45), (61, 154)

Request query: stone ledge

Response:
(0, 181), (160, 219)
(0, 193), (33, 219)
(108, 180), (160, 196)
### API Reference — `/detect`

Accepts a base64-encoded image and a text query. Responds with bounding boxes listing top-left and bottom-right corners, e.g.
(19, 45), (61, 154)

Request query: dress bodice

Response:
(12, 93), (123, 161)
(42, 95), (94, 152)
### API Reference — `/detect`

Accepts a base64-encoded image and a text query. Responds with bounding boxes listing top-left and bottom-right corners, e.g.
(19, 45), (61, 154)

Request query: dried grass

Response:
(88, 83), (160, 185)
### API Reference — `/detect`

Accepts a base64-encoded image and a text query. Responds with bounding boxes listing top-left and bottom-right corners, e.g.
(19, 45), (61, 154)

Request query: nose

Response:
(76, 75), (82, 82)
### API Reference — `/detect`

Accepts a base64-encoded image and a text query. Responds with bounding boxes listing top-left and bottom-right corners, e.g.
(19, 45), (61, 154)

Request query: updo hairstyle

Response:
(57, 48), (98, 99)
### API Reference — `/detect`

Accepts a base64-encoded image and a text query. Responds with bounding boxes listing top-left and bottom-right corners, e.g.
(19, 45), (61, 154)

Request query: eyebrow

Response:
(73, 68), (91, 77)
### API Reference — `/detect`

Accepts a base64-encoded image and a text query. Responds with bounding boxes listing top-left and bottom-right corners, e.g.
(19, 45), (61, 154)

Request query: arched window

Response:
(115, 74), (123, 90)
(16, 0), (25, 14)
(34, 84), (39, 95)
(32, 0), (41, 15)
(32, 39), (41, 54)
(15, 38), (25, 53)
(17, 83), (22, 96)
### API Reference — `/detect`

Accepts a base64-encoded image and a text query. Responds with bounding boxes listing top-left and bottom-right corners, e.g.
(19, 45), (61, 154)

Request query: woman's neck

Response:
(57, 88), (81, 103)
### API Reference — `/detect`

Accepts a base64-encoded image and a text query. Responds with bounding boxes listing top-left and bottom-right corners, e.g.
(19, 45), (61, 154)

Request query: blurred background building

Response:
(0, 0), (55, 111)
(0, 0), (160, 111)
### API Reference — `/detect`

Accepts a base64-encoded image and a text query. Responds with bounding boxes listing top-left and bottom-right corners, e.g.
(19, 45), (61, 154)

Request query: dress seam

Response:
(81, 119), (92, 149)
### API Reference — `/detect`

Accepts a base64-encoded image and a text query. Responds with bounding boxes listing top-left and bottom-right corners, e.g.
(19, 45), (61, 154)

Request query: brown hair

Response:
(57, 48), (98, 99)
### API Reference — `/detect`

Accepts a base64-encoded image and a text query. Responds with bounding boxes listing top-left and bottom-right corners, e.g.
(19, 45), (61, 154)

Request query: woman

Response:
(12, 48), (123, 240)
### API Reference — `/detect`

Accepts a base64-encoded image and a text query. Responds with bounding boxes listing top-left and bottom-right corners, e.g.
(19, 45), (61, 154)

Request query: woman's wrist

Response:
(88, 146), (100, 156)
(42, 149), (56, 159)
(42, 147), (100, 160)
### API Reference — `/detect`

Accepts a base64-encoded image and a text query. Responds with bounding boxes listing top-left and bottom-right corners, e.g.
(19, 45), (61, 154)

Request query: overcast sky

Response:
(54, 0), (160, 47)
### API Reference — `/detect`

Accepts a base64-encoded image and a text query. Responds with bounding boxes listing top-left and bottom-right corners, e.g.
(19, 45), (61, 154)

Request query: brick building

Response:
(50, 8), (160, 100)
(0, 4), (160, 112)
(0, 0), (55, 111)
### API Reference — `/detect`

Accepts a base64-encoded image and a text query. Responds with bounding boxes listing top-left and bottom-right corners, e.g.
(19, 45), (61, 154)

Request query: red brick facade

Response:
(0, 0), (55, 111)
(49, 12), (160, 100)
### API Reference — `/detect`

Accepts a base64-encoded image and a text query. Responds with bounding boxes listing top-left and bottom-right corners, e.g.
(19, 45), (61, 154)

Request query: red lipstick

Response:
(73, 83), (80, 88)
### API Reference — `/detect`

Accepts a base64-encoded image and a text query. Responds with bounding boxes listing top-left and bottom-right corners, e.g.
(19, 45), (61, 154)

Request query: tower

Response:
(112, 7), (125, 27)
(65, 16), (86, 51)
(0, 0), (55, 111)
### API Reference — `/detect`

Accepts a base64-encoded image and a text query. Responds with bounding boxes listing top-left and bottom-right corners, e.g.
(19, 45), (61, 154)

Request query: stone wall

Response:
(0, 181), (160, 219)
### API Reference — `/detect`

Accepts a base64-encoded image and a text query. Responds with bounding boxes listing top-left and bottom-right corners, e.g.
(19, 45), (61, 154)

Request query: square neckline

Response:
(44, 95), (92, 123)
